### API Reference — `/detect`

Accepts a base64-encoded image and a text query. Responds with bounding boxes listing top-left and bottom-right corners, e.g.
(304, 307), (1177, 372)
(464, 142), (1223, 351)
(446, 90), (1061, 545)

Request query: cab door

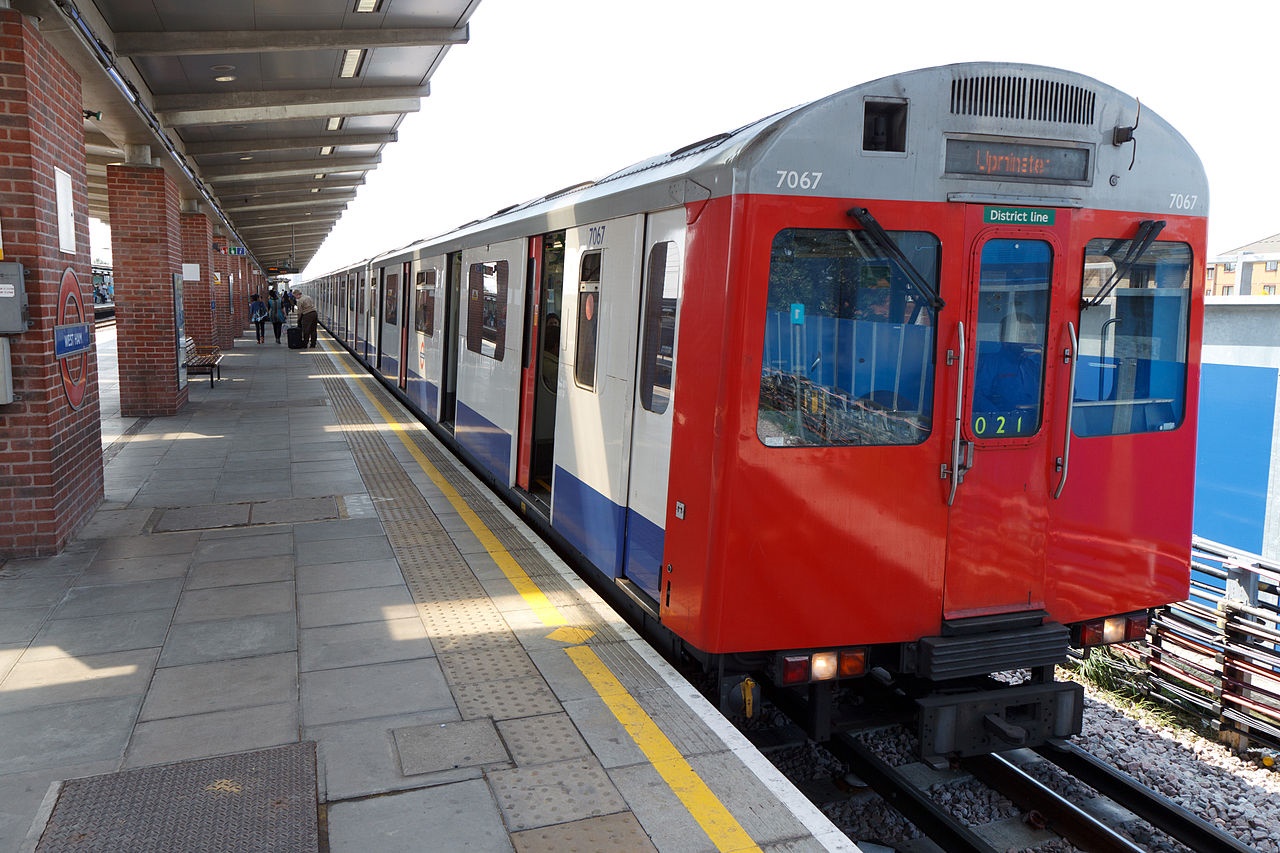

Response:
(942, 207), (1069, 618)
(621, 209), (684, 601)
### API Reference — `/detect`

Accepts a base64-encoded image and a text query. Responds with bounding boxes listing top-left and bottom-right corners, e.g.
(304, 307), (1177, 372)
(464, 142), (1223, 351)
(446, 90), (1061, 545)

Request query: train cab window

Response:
(575, 251), (602, 390)
(757, 227), (938, 447)
(415, 268), (436, 336)
(640, 242), (681, 413)
(970, 239), (1051, 439)
(1074, 238), (1192, 437)
(466, 261), (508, 360)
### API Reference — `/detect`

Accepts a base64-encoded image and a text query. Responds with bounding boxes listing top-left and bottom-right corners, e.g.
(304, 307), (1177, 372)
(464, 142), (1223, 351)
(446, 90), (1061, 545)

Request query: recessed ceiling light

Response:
(215, 75), (237, 83)
(313, 173), (326, 180)
(339, 49), (364, 78)
(210, 64), (235, 72)
(239, 155), (253, 161)
(354, 0), (381, 12)
(326, 117), (344, 131)
(319, 146), (334, 156)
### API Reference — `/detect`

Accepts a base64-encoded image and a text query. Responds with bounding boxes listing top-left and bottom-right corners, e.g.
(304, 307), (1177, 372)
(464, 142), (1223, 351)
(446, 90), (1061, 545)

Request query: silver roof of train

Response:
(331, 62), (1207, 273)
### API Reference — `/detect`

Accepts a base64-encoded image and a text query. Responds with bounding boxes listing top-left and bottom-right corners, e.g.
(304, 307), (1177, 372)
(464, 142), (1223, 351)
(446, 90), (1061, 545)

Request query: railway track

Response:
(811, 725), (1259, 852)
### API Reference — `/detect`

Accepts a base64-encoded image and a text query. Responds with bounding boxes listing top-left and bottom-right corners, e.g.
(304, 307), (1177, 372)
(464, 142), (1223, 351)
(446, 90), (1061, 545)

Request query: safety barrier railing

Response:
(1105, 537), (1280, 754)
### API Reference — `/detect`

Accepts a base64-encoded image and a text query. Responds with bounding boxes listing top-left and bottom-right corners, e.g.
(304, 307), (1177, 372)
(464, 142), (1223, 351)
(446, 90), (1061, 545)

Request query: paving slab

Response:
(326, 779), (512, 853)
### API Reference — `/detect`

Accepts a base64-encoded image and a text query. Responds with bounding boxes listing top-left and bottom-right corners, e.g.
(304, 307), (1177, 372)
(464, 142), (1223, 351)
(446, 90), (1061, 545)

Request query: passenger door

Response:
(942, 207), (1069, 619)
(622, 209), (685, 602)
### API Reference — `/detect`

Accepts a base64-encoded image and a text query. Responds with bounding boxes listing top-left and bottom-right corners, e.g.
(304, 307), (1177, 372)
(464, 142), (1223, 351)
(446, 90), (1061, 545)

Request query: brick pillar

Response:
(108, 154), (186, 417)
(180, 207), (215, 348)
(0, 10), (103, 557)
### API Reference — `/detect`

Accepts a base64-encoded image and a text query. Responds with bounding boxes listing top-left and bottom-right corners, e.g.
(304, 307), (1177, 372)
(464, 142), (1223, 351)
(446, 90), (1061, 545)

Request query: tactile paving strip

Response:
(35, 743), (318, 853)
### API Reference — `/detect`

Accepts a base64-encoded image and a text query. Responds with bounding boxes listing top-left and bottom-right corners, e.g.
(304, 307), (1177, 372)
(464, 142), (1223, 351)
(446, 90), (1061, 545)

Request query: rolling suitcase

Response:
(286, 325), (304, 349)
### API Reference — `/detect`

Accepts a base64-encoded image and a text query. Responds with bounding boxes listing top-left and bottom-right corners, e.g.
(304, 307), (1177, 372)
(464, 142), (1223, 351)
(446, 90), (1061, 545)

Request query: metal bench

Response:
(182, 336), (223, 387)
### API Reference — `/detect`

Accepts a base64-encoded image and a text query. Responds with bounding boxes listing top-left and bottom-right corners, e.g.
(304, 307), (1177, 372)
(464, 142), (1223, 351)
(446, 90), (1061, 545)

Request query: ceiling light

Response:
(215, 75), (237, 83)
(339, 49), (364, 78)
(354, 0), (381, 11)
(313, 174), (326, 180)
(239, 155), (253, 161)
(326, 117), (344, 131)
(319, 146), (334, 156)
(311, 188), (320, 193)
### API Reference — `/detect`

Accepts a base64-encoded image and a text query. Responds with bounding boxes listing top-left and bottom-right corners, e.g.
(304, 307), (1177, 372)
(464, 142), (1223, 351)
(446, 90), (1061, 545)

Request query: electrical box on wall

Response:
(0, 336), (13, 404)
(0, 262), (28, 333)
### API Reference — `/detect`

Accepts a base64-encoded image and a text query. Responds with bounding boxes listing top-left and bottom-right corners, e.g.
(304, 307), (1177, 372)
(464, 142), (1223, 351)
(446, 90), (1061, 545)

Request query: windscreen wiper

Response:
(846, 207), (944, 311)
(1084, 219), (1165, 308)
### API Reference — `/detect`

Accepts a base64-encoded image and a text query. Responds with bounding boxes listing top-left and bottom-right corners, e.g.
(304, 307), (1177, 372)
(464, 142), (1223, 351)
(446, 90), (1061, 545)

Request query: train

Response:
(303, 62), (1207, 762)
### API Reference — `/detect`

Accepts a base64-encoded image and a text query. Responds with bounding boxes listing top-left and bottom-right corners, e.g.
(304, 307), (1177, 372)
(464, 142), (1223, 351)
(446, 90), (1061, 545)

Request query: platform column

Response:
(0, 9), (103, 557)
(107, 148), (186, 417)
(180, 203), (215, 348)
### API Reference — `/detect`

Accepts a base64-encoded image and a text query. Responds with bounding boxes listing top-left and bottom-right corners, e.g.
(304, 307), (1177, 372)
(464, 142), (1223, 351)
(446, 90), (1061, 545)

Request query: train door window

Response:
(575, 251), (602, 390)
(970, 239), (1051, 439)
(640, 242), (680, 413)
(415, 268), (436, 336)
(757, 228), (938, 447)
(466, 261), (507, 360)
(384, 272), (399, 324)
(1074, 239), (1191, 437)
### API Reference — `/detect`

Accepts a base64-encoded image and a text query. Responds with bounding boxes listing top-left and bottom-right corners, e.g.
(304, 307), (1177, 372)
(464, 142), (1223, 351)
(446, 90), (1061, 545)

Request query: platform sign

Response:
(54, 323), (91, 358)
(790, 303), (805, 325)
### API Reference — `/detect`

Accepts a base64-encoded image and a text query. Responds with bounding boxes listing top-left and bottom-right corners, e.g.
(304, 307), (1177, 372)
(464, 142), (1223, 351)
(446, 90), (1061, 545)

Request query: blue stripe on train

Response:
(456, 401), (511, 485)
(551, 467), (664, 600)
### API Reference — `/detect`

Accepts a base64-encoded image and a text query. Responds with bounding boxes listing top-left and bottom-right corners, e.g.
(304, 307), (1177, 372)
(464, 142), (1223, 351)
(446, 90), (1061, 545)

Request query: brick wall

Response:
(107, 162), (186, 418)
(0, 11), (103, 557)
(180, 211), (214, 347)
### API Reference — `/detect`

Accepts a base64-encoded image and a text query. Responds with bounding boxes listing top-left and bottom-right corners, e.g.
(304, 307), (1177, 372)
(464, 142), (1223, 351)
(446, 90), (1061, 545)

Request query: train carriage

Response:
(305, 62), (1207, 761)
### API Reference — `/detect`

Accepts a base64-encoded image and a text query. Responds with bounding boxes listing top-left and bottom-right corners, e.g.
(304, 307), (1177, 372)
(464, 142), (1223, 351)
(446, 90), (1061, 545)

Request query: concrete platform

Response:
(0, 323), (857, 852)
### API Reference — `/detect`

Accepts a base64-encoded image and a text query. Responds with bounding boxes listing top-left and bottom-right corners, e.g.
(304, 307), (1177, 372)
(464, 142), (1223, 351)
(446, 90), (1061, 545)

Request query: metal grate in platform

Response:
(35, 743), (318, 853)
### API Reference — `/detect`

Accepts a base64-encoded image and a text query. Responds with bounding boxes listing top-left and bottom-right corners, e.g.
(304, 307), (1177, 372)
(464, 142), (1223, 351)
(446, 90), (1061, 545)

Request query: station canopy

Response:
(15, 0), (481, 275)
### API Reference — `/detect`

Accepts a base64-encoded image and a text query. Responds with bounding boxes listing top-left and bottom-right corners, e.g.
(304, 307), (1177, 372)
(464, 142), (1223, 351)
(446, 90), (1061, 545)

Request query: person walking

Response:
(249, 293), (267, 344)
(294, 288), (318, 348)
(267, 290), (286, 344)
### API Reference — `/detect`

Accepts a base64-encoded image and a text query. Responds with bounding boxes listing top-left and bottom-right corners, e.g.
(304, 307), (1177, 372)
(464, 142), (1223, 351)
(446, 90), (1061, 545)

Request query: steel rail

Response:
(1034, 739), (1256, 853)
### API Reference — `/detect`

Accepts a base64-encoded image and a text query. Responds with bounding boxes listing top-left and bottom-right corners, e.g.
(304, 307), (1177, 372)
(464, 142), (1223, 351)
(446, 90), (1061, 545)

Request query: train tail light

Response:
(839, 648), (867, 678)
(780, 648), (868, 685)
(781, 655), (810, 685)
(1073, 611), (1150, 648)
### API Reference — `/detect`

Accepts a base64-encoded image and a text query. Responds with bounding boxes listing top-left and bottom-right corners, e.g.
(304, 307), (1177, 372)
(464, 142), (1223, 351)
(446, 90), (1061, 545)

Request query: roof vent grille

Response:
(950, 75), (1096, 126)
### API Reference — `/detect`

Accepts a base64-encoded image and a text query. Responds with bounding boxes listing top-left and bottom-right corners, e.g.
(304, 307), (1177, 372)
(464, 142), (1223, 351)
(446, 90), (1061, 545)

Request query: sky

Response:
(90, 0), (1280, 274)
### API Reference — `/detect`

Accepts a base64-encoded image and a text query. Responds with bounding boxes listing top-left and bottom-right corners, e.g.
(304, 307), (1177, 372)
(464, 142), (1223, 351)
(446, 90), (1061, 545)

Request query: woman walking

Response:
(267, 290), (286, 344)
(249, 293), (267, 344)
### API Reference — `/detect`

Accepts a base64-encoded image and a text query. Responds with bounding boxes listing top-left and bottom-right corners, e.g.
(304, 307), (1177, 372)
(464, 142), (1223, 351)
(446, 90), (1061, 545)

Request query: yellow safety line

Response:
(339, 360), (761, 852)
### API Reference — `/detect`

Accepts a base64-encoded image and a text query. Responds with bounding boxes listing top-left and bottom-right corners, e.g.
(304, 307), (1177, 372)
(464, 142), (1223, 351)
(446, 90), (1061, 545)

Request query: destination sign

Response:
(945, 138), (1090, 184)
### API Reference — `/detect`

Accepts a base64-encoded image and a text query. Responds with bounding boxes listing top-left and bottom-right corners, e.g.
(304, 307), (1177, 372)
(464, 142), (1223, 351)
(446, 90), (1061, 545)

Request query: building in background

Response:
(1207, 233), (1280, 297)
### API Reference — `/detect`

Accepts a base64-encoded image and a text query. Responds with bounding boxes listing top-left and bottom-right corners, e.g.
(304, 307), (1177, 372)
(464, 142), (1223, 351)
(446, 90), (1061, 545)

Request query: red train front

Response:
(307, 62), (1206, 760)
(658, 64), (1205, 756)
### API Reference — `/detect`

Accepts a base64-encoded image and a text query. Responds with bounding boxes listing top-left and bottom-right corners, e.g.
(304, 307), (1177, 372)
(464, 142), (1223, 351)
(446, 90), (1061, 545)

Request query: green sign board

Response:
(983, 207), (1056, 226)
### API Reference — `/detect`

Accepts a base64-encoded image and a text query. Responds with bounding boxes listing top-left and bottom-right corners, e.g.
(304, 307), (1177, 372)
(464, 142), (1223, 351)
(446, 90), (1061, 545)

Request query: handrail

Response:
(943, 321), (967, 506)
(1053, 322), (1078, 499)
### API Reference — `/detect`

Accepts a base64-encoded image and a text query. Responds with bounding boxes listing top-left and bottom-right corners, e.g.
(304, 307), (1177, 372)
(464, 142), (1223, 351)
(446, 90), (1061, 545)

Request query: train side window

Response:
(384, 272), (400, 325)
(466, 260), (507, 360)
(575, 251), (602, 390)
(1074, 239), (1191, 437)
(415, 268), (436, 336)
(640, 242), (680, 413)
(757, 227), (938, 447)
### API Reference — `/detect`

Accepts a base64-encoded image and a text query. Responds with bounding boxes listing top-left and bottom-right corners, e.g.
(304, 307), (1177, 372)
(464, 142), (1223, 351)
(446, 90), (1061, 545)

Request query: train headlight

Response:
(811, 652), (838, 681)
(1102, 616), (1127, 644)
